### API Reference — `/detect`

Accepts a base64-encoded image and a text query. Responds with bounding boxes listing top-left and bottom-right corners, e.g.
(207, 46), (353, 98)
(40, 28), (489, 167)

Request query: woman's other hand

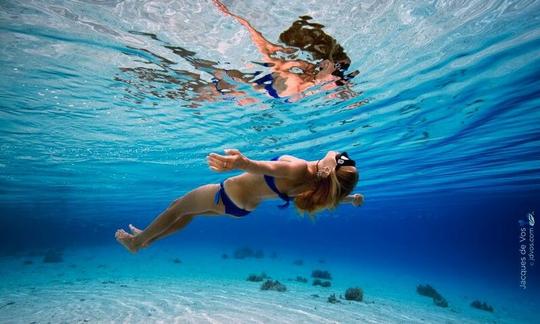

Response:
(207, 149), (248, 172)
(352, 193), (364, 207)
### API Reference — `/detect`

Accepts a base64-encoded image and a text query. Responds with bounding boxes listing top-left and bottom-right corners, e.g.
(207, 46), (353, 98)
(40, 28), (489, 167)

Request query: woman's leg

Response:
(115, 183), (224, 253)
(129, 210), (220, 247)
(146, 214), (194, 244)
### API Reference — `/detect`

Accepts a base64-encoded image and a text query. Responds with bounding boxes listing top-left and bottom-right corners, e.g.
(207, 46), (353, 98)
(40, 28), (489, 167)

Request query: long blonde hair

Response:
(294, 165), (359, 222)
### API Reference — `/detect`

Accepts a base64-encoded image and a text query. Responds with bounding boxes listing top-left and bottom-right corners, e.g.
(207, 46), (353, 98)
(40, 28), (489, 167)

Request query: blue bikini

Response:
(214, 181), (251, 217)
(212, 70), (281, 100)
(214, 155), (291, 217)
(263, 156), (291, 208)
(253, 73), (281, 99)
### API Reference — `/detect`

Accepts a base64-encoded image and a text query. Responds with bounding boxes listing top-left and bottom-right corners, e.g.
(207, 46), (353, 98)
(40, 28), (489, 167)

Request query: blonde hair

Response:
(294, 166), (359, 222)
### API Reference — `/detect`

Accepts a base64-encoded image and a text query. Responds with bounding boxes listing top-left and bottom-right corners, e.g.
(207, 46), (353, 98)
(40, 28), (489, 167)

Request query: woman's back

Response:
(224, 155), (310, 210)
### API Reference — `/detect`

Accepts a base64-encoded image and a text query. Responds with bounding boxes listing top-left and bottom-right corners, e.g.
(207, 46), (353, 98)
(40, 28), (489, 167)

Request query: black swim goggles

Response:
(335, 151), (356, 170)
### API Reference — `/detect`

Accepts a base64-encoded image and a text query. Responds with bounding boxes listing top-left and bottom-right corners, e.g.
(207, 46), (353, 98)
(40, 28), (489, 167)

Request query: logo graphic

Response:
(519, 211), (535, 227)
(519, 210), (535, 290)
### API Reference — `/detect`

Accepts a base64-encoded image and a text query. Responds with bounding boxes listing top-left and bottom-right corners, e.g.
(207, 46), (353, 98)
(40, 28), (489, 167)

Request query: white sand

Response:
(0, 245), (519, 323)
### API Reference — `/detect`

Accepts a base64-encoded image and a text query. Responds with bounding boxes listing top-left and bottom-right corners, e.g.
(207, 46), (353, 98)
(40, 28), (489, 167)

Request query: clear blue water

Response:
(1, 0), (540, 322)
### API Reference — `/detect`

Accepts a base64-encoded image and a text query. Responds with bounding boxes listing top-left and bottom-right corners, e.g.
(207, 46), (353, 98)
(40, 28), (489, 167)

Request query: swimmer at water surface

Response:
(115, 149), (364, 253)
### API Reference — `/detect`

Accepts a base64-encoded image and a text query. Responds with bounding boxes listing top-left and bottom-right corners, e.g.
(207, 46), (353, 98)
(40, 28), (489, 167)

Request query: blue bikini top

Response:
(263, 156), (291, 209)
(253, 72), (280, 99)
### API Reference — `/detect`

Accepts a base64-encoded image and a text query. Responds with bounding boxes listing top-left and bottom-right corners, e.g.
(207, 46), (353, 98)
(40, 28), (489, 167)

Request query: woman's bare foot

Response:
(128, 224), (150, 248)
(115, 229), (139, 253)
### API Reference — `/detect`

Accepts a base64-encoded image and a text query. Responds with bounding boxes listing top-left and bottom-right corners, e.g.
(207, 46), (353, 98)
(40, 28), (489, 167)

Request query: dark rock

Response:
(260, 280), (286, 292)
(295, 276), (308, 283)
(417, 284), (448, 308)
(344, 287), (363, 301)
(471, 300), (494, 312)
(43, 249), (63, 263)
(247, 272), (270, 282)
(417, 284), (439, 298)
(433, 295), (448, 308)
(312, 269), (332, 280)
(247, 274), (263, 282)
(234, 247), (254, 259)
(293, 259), (304, 266)
(233, 247), (266, 259)
(327, 294), (341, 304)
(313, 279), (331, 287)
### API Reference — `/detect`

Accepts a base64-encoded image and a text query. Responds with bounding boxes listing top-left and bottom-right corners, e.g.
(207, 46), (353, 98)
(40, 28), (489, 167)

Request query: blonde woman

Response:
(115, 149), (364, 253)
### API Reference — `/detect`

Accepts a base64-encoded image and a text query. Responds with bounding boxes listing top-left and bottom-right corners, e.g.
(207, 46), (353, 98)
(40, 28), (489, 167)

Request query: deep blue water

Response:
(1, 0), (540, 322)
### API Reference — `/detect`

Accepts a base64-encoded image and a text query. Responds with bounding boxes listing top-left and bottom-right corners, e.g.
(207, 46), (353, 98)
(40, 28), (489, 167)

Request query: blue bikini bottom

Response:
(214, 181), (251, 217)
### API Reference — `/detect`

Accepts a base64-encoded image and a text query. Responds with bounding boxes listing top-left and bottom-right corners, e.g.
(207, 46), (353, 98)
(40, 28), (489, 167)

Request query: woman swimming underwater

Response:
(115, 149), (364, 253)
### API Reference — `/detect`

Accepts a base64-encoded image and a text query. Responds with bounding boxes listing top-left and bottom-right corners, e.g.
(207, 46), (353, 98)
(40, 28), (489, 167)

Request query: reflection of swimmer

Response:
(116, 2), (360, 105)
(115, 149), (363, 253)
(212, 0), (358, 101)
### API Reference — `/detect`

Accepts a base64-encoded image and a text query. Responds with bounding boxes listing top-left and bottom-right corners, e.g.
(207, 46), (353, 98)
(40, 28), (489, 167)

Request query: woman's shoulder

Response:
(275, 155), (310, 184)
(278, 154), (306, 163)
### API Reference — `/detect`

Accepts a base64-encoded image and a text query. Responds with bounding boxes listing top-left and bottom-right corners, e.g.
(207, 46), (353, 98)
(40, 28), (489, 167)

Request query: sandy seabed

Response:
(0, 245), (519, 323)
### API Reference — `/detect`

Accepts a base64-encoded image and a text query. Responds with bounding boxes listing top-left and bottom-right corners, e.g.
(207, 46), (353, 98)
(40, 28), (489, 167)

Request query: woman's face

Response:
(314, 60), (350, 94)
(315, 60), (337, 80)
(318, 151), (357, 177)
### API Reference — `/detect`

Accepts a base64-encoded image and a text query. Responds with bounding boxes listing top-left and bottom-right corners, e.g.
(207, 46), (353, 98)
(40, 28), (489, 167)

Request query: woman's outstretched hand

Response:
(207, 149), (249, 172)
(212, 0), (232, 16)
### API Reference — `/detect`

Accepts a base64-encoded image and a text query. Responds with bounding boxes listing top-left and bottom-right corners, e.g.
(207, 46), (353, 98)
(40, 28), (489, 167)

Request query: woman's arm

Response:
(207, 149), (306, 178)
(242, 158), (306, 178)
(212, 0), (294, 63)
